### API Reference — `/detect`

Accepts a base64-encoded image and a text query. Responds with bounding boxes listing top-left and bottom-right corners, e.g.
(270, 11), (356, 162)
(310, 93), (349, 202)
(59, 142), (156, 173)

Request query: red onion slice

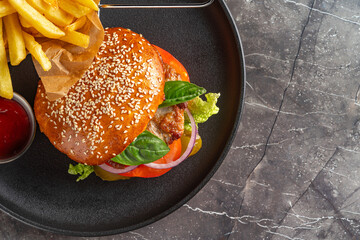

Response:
(144, 108), (197, 169)
(98, 162), (138, 174)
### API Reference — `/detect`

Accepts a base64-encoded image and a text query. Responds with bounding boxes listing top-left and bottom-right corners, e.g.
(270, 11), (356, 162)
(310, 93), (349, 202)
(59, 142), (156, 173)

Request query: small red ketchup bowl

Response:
(0, 92), (36, 164)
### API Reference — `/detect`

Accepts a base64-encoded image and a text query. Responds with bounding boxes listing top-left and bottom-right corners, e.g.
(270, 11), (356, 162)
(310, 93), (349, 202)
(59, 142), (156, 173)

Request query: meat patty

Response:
(146, 62), (186, 145)
(146, 104), (185, 145)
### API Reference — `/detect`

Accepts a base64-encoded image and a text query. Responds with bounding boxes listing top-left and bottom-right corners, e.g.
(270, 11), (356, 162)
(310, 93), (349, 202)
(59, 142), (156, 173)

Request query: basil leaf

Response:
(68, 163), (94, 182)
(111, 131), (170, 166)
(159, 81), (206, 108)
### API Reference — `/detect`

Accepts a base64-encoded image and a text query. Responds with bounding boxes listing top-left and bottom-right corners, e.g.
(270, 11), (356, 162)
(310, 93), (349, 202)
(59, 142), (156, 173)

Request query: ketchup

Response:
(0, 97), (31, 158)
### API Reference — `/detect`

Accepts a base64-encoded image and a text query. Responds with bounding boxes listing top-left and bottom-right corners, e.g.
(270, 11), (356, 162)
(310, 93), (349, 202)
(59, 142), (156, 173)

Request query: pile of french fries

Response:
(0, 0), (98, 99)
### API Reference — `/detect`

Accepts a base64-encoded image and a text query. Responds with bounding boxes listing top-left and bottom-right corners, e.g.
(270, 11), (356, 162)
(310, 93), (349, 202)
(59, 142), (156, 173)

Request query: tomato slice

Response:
(118, 138), (182, 178)
(153, 45), (190, 82)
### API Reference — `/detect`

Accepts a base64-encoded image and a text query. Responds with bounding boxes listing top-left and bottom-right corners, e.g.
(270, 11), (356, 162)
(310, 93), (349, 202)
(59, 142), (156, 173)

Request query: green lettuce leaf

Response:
(68, 163), (94, 182)
(185, 93), (220, 131)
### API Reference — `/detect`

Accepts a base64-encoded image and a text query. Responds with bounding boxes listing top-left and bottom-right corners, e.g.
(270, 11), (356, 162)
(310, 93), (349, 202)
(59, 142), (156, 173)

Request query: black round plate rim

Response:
(0, 0), (246, 236)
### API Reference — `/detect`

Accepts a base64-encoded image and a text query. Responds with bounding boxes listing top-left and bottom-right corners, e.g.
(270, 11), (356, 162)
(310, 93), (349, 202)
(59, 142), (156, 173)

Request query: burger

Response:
(34, 27), (220, 181)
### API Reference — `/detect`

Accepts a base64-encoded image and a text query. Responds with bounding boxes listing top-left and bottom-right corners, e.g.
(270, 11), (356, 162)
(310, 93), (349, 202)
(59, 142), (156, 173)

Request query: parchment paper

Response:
(33, 11), (104, 101)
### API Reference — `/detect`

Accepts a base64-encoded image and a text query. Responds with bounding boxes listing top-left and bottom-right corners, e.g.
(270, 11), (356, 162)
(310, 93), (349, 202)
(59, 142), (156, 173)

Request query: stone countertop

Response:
(1, 0), (360, 239)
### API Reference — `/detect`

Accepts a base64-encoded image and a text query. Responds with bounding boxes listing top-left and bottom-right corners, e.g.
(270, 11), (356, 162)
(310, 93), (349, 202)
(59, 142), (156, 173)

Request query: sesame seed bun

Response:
(34, 27), (165, 165)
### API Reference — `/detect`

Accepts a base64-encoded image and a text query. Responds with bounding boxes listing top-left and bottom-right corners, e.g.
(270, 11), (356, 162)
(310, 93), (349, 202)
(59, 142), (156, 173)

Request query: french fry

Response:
(0, 1), (16, 18)
(0, 18), (13, 99)
(23, 31), (52, 71)
(27, 0), (73, 27)
(58, 0), (92, 18)
(65, 15), (86, 31)
(0, 0), (98, 99)
(18, 14), (32, 28)
(4, 13), (26, 66)
(43, 0), (58, 8)
(73, 0), (98, 11)
(3, 30), (7, 48)
(23, 27), (44, 38)
(59, 29), (89, 48)
(7, 0), (65, 38)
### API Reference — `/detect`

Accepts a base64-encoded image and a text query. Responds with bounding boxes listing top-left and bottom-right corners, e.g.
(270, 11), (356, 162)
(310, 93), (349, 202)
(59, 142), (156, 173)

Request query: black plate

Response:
(0, 0), (245, 236)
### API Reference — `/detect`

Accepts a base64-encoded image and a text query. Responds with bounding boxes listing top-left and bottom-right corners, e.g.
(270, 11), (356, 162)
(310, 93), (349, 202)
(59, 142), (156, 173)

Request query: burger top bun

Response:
(34, 27), (165, 165)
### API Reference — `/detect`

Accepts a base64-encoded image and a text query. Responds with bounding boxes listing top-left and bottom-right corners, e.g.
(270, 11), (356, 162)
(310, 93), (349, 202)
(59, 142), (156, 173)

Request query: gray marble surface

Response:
(2, 0), (360, 239)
